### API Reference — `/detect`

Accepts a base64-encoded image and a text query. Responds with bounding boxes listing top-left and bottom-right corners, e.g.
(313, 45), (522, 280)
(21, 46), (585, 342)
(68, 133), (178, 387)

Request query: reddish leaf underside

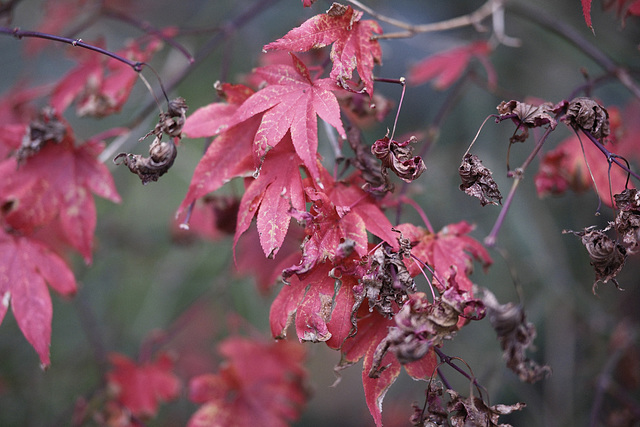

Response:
(0, 136), (121, 262)
(264, 5), (382, 95)
(188, 337), (308, 427)
(397, 222), (492, 293)
(535, 133), (633, 206)
(229, 54), (345, 181)
(0, 231), (77, 368)
(408, 41), (495, 90)
(107, 352), (181, 418)
(51, 37), (165, 117)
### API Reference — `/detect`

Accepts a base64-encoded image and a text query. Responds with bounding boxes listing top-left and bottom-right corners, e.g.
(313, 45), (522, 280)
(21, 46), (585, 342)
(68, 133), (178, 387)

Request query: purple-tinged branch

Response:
(1, 26), (145, 71)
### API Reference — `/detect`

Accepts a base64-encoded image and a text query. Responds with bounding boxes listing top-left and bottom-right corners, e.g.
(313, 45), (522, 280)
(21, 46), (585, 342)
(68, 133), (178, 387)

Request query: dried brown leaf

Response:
(562, 97), (609, 140)
(459, 153), (502, 206)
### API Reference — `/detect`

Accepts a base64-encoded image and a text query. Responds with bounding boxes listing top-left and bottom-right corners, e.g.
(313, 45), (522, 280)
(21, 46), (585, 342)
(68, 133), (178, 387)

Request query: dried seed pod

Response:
(496, 100), (558, 142)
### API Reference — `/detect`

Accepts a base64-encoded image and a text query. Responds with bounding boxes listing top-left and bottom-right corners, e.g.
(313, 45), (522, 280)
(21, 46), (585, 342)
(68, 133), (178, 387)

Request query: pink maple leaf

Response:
(397, 222), (492, 293)
(107, 352), (181, 418)
(264, 4), (382, 96)
(270, 261), (359, 349)
(0, 230), (77, 368)
(0, 124), (121, 263)
(228, 53), (346, 181)
(51, 36), (164, 117)
(188, 336), (308, 427)
(408, 41), (496, 90)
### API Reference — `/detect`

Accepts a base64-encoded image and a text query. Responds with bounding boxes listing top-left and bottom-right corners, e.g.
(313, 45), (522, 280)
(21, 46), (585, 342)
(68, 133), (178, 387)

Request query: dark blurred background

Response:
(1, 0), (639, 425)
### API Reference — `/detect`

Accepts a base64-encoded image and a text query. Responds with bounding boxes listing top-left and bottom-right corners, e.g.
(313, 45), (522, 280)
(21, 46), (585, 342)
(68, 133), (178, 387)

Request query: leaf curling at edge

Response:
(564, 226), (627, 294)
(459, 153), (502, 206)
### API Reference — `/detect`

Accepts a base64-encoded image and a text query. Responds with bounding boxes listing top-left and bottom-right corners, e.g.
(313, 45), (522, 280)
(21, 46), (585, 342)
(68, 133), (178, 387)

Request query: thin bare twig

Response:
(346, 0), (500, 39)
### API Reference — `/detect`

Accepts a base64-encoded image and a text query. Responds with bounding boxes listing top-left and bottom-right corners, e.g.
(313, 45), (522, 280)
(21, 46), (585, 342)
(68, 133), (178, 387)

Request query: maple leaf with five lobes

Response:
(0, 230), (77, 368)
(282, 169), (400, 278)
(227, 53), (346, 182)
(107, 352), (181, 418)
(264, 3), (382, 96)
(188, 336), (308, 427)
(396, 222), (492, 293)
(0, 134), (121, 263)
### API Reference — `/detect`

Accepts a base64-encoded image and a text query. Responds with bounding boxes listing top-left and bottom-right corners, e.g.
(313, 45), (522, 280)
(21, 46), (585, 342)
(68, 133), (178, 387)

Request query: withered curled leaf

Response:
(497, 100), (558, 143)
(614, 188), (640, 212)
(369, 274), (485, 377)
(360, 242), (416, 317)
(114, 98), (187, 184)
(114, 139), (177, 185)
(371, 135), (426, 183)
(459, 153), (502, 206)
(17, 107), (67, 162)
(480, 287), (551, 383)
(562, 97), (609, 140)
(614, 189), (640, 254)
(564, 226), (627, 293)
(447, 389), (526, 427)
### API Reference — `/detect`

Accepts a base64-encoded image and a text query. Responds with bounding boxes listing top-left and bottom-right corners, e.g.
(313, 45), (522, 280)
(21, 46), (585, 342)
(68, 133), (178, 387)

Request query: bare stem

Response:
(1, 26), (145, 71)
(346, 0), (500, 39)
(485, 125), (554, 247)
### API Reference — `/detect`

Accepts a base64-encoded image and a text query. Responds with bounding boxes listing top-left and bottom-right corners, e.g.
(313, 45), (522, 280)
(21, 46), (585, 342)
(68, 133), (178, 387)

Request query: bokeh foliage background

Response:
(1, 0), (639, 425)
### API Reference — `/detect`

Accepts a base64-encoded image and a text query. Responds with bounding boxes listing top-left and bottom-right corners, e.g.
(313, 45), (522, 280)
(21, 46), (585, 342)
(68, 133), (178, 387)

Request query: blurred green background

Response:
(1, 0), (639, 425)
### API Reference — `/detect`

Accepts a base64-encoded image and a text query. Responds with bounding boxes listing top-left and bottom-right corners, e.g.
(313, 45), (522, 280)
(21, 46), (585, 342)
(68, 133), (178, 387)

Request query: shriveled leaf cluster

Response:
(481, 288), (551, 382)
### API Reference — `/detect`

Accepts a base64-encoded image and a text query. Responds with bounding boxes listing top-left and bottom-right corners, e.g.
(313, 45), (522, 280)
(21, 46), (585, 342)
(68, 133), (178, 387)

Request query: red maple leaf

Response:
(50, 36), (165, 117)
(228, 53), (346, 181)
(396, 222), (492, 293)
(177, 83), (257, 218)
(535, 133), (632, 205)
(338, 307), (438, 427)
(233, 133), (306, 258)
(107, 352), (181, 418)
(582, 0), (594, 30)
(282, 169), (399, 278)
(270, 261), (359, 349)
(408, 41), (496, 90)
(188, 336), (308, 427)
(264, 4), (382, 95)
(0, 230), (77, 368)
(0, 121), (121, 262)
